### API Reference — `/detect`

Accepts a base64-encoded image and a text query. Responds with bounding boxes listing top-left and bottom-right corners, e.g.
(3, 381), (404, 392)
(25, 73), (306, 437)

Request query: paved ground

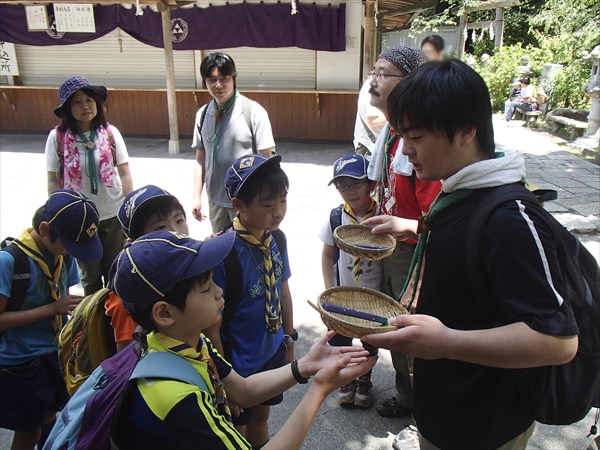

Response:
(0, 115), (598, 449)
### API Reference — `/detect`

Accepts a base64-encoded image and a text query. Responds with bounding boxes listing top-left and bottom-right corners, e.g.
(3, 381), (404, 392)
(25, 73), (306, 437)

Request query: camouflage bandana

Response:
(379, 46), (427, 75)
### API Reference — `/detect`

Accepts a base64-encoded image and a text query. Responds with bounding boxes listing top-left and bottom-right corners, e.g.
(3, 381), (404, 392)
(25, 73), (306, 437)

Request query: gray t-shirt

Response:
(192, 95), (275, 207)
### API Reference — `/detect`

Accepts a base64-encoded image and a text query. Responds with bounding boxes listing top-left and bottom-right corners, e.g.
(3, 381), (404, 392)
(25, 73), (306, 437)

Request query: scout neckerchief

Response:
(211, 90), (240, 166)
(343, 199), (376, 281)
(378, 130), (400, 215)
(232, 216), (281, 334)
(400, 189), (475, 309)
(151, 332), (232, 422)
(61, 125), (115, 194)
(13, 228), (64, 336)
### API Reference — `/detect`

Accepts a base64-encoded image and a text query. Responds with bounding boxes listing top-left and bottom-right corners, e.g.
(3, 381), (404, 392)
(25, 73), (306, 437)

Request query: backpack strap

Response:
(241, 96), (256, 154)
(359, 115), (377, 144)
(329, 205), (344, 285)
(130, 350), (208, 392)
(0, 238), (31, 312)
(196, 103), (210, 151)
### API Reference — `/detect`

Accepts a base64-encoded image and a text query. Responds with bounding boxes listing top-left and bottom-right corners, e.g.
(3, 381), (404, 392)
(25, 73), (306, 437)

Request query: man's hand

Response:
(298, 331), (370, 377)
(53, 295), (84, 315)
(191, 198), (206, 222)
(361, 315), (452, 360)
(361, 215), (419, 242)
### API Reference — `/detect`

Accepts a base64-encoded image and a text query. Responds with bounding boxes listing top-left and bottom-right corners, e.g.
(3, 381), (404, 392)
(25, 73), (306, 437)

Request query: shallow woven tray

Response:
(334, 225), (396, 261)
(308, 286), (406, 338)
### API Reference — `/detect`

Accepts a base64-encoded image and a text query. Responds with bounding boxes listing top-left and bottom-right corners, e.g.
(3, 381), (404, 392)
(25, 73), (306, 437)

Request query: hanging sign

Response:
(53, 4), (96, 33)
(0, 41), (19, 76)
(25, 5), (49, 31)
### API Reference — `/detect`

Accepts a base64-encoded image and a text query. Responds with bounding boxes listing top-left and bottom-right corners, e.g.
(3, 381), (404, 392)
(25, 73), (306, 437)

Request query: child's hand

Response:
(298, 331), (370, 377)
(54, 295), (84, 315)
(228, 402), (244, 418)
(361, 215), (419, 242)
(312, 353), (378, 397)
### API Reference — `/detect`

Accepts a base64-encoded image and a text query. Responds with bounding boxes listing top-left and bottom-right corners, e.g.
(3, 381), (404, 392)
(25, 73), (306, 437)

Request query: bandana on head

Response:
(379, 46), (427, 76)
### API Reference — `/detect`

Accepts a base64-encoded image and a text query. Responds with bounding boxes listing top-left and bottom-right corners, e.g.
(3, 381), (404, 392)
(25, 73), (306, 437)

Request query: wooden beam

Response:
(376, 13), (383, 57)
(378, 0), (437, 19)
(363, 0), (376, 82)
(161, 8), (180, 154)
(466, 20), (494, 29)
(450, 0), (520, 14)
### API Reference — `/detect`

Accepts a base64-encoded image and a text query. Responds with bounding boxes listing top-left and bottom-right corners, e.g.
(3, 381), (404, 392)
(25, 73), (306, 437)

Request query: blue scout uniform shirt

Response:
(120, 334), (251, 450)
(212, 229), (291, 377)
(0, 242), (79, 365)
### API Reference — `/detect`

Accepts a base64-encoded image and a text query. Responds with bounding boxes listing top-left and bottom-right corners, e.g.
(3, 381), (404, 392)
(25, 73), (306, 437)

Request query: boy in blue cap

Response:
(0, 189), (102, 450)
(204, 154), (292, 448)
(319, 154), (382, 407)
(108, 230), (376, 449)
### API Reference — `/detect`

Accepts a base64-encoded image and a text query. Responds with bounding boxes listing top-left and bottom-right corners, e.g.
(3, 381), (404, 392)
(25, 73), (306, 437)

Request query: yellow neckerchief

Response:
(342, 199), (376, 282)
(13, 228), (64, 334)
(150, 332), (232, 422)
(232, 216), (281, 334)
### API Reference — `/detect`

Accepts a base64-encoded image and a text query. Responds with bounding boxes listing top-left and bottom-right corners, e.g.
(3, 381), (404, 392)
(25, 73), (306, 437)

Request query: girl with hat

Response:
(45, 76), (133, 295)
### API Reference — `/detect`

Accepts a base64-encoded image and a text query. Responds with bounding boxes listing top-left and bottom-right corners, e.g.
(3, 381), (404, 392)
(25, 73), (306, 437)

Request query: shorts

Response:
(232, 342), (286, 426)
(0, 352), (69, 432)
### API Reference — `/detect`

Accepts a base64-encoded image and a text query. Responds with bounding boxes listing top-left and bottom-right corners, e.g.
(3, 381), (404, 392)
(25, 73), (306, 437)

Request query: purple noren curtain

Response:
(0, 3), (346, 52)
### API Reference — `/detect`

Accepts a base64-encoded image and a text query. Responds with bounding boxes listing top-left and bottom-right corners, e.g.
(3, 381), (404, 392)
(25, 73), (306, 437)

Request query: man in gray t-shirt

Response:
(192, 52), (275, 232)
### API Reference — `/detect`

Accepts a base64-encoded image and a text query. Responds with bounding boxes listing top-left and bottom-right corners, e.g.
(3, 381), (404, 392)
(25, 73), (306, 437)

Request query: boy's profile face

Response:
(39, 222), (68, 257)
(170, 275), (224, 333)
(334, 176), (372, 211)
(141, 209), (189, 237)
(233, 191), (287, 232)
(400, 125), (475, 181)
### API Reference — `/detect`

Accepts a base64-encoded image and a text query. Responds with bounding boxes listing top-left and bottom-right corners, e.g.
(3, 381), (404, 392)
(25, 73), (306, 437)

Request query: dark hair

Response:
(387, 59), (495, 159)
(58, 88), (107, 133)
(421, 35), (444, 52)
(200, 52), (238, 89)
(130, 196), (186, 240)
(130, 271), (212, 331)
(236, 164), (289, 206)
(32, 205), (59, 243)
(519, 76), (531, 85)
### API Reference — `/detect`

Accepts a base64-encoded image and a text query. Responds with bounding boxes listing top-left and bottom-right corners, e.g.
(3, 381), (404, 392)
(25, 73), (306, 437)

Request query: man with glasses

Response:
(361, 46), (442, 425)
(192, 52), (275, 232)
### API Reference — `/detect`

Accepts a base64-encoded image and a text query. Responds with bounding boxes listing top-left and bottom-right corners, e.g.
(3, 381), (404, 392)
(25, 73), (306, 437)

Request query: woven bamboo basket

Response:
(308, 286), (406, 338)
(333, 225), (396, 261)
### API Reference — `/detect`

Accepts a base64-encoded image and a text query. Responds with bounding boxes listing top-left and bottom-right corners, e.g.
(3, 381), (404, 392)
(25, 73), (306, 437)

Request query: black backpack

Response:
(0, 238), (31, 315)
(221, 229), (287, 355)
(465, 183), (600, 434)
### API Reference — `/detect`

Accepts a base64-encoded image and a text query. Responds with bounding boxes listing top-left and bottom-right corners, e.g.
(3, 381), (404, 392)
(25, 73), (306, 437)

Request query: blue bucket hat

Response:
(225, 154), (282, 200)
(118, 185), (176, 239)
(54, 76), (108, 118)
(108, 230), (235, 314)
(44, 189), (102, 262)
(328, 154), (369, 185)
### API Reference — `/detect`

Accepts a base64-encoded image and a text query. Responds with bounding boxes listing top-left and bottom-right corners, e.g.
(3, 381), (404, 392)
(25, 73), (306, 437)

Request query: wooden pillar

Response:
(494, 7), (504, 48)
(376, 14), (383, 58)
(457, 12), (467, 60)
(363, 1), (376, 82)
(161, 8), (180, 154)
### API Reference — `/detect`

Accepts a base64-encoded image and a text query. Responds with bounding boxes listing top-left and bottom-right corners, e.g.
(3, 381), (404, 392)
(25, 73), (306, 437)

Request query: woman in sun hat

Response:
(45, 75), (133, 295)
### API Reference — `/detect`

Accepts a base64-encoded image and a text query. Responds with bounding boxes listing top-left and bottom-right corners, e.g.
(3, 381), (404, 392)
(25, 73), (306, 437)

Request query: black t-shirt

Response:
(413, 187), (578, 449)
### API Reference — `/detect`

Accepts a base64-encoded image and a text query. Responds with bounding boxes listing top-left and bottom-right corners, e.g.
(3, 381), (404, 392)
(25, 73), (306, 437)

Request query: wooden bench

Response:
(545, 115), (588, 139)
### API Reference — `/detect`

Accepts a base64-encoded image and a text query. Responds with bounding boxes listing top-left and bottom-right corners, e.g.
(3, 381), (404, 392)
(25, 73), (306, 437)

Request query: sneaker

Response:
(354, 376), (373, 408)
(338, 380), (356, 405)
(376, 396), (411, 418)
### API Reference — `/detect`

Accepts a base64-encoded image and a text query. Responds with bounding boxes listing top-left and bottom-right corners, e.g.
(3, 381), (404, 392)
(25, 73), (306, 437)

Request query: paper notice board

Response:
(54, 4), (96, 33)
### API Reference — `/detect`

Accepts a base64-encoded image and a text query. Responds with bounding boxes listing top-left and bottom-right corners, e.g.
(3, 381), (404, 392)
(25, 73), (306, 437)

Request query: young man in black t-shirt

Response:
(363, 60), (578, 449)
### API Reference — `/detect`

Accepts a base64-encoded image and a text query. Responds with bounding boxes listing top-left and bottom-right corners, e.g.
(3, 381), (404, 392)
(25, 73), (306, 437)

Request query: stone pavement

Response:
(0, 118), (598, 449)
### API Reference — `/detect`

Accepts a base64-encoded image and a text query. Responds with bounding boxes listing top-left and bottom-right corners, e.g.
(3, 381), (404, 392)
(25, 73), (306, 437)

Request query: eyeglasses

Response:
(205, 76), (233, 85)
(368, 71), (404, 82)
(335, 179), (368, 192)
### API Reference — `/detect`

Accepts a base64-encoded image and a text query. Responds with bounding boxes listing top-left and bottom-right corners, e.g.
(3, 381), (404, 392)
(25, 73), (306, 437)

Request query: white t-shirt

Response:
(319, 208), (383, 290)
(353, 80), (385, 152)
(45, 126), (129, 220)
(192, 95), (276, 208)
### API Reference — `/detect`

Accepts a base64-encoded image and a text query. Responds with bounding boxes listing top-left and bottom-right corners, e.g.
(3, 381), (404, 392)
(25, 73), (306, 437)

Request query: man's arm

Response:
(192, 149), (207, 221)
(363, 315), (577, 369)
(280, 280), (294, 363)
(116, 162), (133, 196)
(321, 244), (337, 289)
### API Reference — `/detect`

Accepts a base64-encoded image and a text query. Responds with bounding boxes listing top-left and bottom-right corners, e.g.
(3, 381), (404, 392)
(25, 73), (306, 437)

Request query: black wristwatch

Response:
(290, 328), (299, 341)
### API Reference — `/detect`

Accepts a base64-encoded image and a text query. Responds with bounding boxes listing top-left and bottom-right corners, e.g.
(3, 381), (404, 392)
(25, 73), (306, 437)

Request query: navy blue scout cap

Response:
(44, 189), (102, 262)
(328, 154), (369, 185)
(225, 154), (282, 200)
(108, 230), (235, 314)
(118, 185), (175, 238)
